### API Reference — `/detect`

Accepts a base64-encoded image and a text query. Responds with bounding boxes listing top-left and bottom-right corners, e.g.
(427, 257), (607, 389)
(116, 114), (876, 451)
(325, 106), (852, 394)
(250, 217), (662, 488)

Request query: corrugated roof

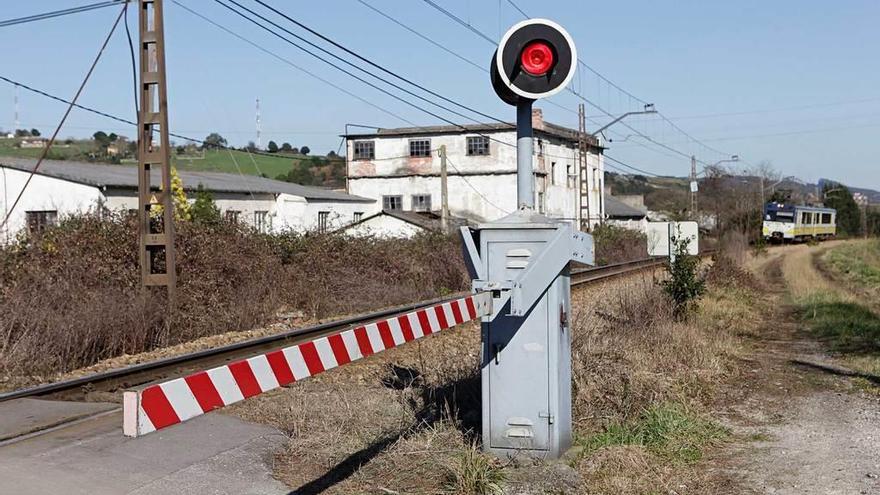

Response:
(605, 195), (647, 219)
(0, 156), (374, 203)
(343, 121), (598, 146)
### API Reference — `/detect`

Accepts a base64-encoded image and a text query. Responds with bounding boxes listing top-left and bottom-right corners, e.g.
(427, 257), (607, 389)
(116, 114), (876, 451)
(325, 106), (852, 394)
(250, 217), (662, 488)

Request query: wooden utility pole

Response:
(138, 0), (176, 296)
(577, 103), (591, 230)
(439, 145), (449, 234)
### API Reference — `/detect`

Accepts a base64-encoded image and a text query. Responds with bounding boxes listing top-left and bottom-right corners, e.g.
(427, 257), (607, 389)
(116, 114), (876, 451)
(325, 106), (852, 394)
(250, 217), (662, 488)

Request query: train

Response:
(762, 202), (837, 242)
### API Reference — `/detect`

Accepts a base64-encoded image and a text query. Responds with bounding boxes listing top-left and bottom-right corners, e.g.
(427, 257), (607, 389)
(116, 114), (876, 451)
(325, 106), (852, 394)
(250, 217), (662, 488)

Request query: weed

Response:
(443, 442), (505, 495)
(580, 403), (727, 465)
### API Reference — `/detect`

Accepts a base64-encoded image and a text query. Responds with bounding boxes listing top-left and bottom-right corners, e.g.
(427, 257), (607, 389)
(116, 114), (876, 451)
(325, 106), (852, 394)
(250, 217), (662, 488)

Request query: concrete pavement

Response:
(0, 398), (288, 495)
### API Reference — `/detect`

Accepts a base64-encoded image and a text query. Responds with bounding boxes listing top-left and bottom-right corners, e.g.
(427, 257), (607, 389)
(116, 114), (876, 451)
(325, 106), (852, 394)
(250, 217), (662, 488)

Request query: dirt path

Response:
(718, 244), (880, 494)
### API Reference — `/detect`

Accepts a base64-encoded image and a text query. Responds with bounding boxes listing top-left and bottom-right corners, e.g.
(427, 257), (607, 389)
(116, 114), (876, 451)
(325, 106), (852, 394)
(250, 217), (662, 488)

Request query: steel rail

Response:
(0, 251), (715, 404)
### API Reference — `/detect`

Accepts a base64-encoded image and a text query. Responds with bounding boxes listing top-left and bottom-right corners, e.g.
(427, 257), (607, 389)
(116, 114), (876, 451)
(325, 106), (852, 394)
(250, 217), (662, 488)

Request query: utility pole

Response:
(13, 84), (19, 133)
(439, 144), (449, 234)
(577, 103), (591, 230)
(255, 98), (261, 150)
(137, 0), (176, 296)
(689, 155), (697, 220)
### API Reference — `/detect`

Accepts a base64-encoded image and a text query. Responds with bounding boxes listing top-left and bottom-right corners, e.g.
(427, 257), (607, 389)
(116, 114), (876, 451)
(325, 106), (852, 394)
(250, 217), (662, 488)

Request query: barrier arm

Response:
(123, 293), (492, 437)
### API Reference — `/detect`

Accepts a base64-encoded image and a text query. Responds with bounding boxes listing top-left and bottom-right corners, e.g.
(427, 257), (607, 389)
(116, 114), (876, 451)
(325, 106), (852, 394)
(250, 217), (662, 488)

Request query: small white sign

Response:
(647, 221), (699, 257)
(690, 180), (698, 193)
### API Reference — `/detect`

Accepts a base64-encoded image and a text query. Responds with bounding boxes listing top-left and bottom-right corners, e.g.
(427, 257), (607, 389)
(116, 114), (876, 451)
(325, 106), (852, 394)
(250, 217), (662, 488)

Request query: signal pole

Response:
(137, 0), (176, 296)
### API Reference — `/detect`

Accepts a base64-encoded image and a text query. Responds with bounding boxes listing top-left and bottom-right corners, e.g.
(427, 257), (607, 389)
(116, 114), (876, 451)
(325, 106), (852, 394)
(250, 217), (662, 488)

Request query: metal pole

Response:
(577, 103), (590, 230)
(440, 144), (449, 234)
(517, 100), (534, 210)
(690, 155), (697, 219)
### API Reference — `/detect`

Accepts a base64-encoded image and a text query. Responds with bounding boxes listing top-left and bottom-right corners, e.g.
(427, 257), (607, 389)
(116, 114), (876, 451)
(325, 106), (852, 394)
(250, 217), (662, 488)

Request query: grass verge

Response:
(798, 290), (880, 376)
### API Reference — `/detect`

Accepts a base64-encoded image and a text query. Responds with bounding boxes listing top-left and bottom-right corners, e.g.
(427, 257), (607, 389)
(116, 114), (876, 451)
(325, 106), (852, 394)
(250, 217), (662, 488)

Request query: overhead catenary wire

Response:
(1, 5), (127, 231)
(445, 156), (510, 215)
(0, 0), (126, 29)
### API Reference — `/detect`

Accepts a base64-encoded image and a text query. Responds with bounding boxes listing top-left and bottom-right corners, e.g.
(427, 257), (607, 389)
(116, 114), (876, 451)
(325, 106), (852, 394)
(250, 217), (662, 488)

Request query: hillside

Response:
(0, 137), (345, 188)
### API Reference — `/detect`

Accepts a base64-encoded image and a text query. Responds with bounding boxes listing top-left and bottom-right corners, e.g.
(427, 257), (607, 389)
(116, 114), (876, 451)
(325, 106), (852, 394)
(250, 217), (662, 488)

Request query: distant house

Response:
(19, 137), (48, 148)
(0, 157), (377, 241)
(340, 209), (469, 238)
(604, 195), (648, 232)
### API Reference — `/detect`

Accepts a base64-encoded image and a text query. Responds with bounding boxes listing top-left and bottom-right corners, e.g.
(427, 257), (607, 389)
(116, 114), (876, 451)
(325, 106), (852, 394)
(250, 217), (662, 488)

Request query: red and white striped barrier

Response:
(123, 293), (492, 437)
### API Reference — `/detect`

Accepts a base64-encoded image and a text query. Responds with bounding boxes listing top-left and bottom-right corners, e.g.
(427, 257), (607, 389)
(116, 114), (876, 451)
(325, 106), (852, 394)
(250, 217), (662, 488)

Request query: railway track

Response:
(0, 252), (705, 426)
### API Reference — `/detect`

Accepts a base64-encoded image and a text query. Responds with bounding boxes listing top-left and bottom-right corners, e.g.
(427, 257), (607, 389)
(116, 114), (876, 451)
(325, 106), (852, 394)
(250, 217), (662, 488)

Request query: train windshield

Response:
(765, 210), (795, 222)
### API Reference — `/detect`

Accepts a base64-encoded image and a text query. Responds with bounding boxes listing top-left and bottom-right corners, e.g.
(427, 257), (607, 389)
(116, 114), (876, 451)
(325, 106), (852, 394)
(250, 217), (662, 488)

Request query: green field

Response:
(172, 149), (318, 179)
(0, 138), (334, 180)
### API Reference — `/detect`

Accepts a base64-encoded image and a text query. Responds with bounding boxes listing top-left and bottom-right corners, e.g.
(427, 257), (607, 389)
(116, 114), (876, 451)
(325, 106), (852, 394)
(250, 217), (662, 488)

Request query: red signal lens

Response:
(520, 41), (554, 76)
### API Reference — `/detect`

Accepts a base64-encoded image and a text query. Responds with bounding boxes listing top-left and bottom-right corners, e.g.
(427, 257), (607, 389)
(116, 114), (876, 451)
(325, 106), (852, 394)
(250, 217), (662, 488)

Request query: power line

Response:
(171, 0), (415, 125)
(0, 0), (126, 29)
(224, 0), (512, 129)
(1, 5), (126, 230)
(210, 0), (509, 130)
(603, 155), (663, 178)
(445, 156), (510, 214)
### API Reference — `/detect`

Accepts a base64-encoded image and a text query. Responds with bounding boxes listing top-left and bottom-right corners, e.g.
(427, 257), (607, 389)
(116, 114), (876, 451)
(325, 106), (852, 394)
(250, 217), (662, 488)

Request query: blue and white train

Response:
(762, 202), (836, 242)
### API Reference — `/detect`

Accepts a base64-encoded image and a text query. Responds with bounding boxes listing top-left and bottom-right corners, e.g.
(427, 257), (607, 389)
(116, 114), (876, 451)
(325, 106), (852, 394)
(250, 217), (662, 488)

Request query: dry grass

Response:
(568, 257), (765, 494)
(0, 213), (469, 385)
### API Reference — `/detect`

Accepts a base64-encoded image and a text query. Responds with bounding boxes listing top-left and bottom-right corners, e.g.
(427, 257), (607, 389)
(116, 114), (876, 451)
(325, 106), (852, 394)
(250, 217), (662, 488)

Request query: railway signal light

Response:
(491, 19), (577, 105)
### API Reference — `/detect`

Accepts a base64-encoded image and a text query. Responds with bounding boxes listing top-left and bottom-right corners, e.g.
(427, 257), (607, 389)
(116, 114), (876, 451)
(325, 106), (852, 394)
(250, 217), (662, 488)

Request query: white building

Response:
(344, 109), (604, 230)
(604, 195), (648, 232)
(0, 157), (376, 241)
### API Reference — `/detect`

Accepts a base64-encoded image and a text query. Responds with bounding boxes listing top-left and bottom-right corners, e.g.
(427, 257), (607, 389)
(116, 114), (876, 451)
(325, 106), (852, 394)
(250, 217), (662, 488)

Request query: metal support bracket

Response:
(460, 226), (486, 280)
(509, 225), (594, 316)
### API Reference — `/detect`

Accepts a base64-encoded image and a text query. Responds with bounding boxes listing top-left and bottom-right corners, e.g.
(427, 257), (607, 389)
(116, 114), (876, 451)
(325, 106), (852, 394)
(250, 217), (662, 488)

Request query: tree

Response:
(281, 142), (293, 152)
(93, 131), (109, 145)
(190, 184), (221, 224)
(282, 164), (317, 185)
(823, 182), (861, 236)
(15, 129), (30, 137)
(203, 132), (227, 149)
(267, 140), (279, 153)
(246, 141), (257, 152)
(300, 146), (310, 155)
(170, 167), (191, 221)
(108, 132), (118, 142)
(29, 128), (40, 137)
(326, 150), (338, 158)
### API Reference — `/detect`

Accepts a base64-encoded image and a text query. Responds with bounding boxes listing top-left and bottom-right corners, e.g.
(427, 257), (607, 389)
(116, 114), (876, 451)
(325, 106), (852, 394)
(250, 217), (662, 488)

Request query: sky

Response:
(1, 0), (878, 189)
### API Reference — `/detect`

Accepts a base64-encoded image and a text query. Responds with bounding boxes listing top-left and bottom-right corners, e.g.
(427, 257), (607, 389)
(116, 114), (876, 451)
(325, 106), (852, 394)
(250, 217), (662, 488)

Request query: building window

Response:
(254, 211), (270, 233)
(537, 192), (545, 214)
(466, 136), (489, 156)
(412, 194), (432, 212)
(353, 140), (375, 160)
(551, 162), (556, 185)
(409, 138), (431, 157)
(25, 210), (57, 235)
(317, 211), (330, 232)
(566, 164), (574, 188)
(225, 210), (241, 223)
(821, 213), (832, 224)
(353, 211), (364, 223)
(383, 195), (403, 211)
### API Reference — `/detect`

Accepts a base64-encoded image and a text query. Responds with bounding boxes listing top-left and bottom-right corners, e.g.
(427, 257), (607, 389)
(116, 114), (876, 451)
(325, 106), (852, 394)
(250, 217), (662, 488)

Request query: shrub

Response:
(661, 236), (705, 318)
(0, 214), (468, 380)
(592, 224), (647, 265)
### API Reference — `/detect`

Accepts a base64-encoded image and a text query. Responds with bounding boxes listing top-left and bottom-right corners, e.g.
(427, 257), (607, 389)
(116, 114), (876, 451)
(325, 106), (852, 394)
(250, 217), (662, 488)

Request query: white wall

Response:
(343, 214), (424, 238)
(284, 195), (379, 232)
(0, 167), (104, 242)
(346, 130), (603, 226)
(607, 217), (648, 234)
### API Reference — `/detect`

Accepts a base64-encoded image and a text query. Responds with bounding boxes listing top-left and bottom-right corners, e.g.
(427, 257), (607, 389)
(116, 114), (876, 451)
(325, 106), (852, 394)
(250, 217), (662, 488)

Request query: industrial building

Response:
(0, 157), (376, 241)
(343, 109), (604, 230)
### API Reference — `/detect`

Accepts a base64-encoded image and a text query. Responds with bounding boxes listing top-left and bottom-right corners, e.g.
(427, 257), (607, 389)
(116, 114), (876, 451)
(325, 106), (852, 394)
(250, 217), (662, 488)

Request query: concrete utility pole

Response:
(439, 144), (449, 234)
(689, 155), (697, 219)
(577, 103), (591, 230)
(137, 0), (176, 296)
(255, 98), (261, 150)
(13, 84), (19, 133)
